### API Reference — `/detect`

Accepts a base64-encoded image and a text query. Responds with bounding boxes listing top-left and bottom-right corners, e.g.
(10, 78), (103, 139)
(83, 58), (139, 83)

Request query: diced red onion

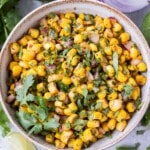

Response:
(64, 40), (73, 47)
(40, 18), (48, 27)
(99, 128), (105, 134)
(124, 41), (134, 50)
(86, 71), (94, 81)
(91, 60), (97, 67)
(7, 94), (15, 103)
(15, 81), (22, 90)
(131, 59), (141, 66)
(94, 70), (99, 79)
(54, 114), (60, 122)
(89, 33), (99, 44)
(46, 65), (56, 72)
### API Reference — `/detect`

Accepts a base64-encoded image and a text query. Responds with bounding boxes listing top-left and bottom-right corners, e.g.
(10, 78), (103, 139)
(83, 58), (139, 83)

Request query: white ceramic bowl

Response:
(0, 0), (150, 150)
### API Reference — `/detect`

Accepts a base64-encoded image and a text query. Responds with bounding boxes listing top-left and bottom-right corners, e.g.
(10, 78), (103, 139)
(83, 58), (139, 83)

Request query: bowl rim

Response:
(0, 0), (150, 150)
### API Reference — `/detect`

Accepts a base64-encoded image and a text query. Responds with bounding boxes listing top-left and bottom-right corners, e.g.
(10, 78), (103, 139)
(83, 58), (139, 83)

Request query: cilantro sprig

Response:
(15, 74), (35, 104)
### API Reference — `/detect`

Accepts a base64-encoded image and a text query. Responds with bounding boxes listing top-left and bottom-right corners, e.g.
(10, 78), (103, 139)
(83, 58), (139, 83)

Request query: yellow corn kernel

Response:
(131, 86), (140, 100)
(31, 43), (41, 53)
(104, 18), (111, 28)
(130, 47), (139, 59)
(71, 76), (80, 86)
(74, 34), (83, 44)
(137, 62), (147, 72)
(97, 91), (107, 99)
(109, 38), (119, 45)
(101, 115), (108, 122)
(55, 107), (64, 115)
(28, 60), (37, 67)
(71, 55), (80, 66)
(113, 23), (122, 32)
(36, 82), (45, 92)
(106, 65), (115, 77)
(104, 29), (113, 38)
(26, 68), (37, 76)
(46, 134), (54, 143)
(29, 28), (39, 38)
(68, 139), (75, 148)
(48, 82), (58, 94)
(55, 133), (61, 139)
(48, 74), (63, 82)
(68, 102), (78, 112)
(58, 92), (66, 101)
(19, 61), (29, 69)
(109, 99), (122, 112)
(95, 51), (103, 61)
(117, 109), (130, 121)
(95, 15), (103, 23)
(37, 65), (46, 76)
(66, 114), (78, 123)
(60, 130), (73, 144)
(74, 66), (86, 78)
(120, 55), (126, 64)
(128, 78), (137, 86)
(87, 120), (100, 128)
(123, 50), (130, 60)
(12, 65), (22, 77)
(64, 108), (72, 116)
(102, 122), (109, 132)
(104, 47), (112, 55)
(67, 49), (77, 57)
(55, 101), (64, 108)
(82, 129), (94, 142)
(10, 84), (15, 91)
(44, 92), (52, 100)
(116, 71), (127, 82)
(107, 111), (114, 119)
(107, 119), (116, 130)
(79, 13), (85, 20)
(65, 12), (75, 19)
(62, 76), (72, 85)
(36, 52), (45, 61)
(9, 61), (18, 70)
(107, 91), (118, 101)
(89, 43), (98, 52)
(60, 18), (71, 27)
(86, 26), (95, 31)
(126, 102), (135, 113)
(117, 84), (123, 91)
(10, 42), (20, 54)
(20, 105), (28, 112)
(79, 110), (87, 119)
(22, 51), (36, 62)
(55, 139), (66, 149)
(116, 120), (127, 131)
(135, 75), (147, 86)
(120, 32), (130, 44)
(93, 111), (102, 120)
(87, 82), (93, 90)
(99, 38), (108, 48)
(97, 99), (108, 109)
(128, 65), (136, 71)
(19, 36), (28, 46)
(73, 139), (83, 150)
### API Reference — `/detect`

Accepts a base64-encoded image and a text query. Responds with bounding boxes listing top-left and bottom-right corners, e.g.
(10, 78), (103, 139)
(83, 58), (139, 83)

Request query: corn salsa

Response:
(7, 12), (147, 150)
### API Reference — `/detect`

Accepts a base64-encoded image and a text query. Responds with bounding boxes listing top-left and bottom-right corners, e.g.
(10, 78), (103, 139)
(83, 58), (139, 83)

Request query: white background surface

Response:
(5, 0), (150, 150)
